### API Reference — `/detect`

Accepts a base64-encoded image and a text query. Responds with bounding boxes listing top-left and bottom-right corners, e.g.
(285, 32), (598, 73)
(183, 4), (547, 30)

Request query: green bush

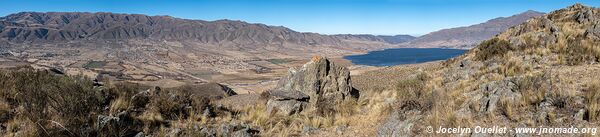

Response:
(474, 38), (513, 61)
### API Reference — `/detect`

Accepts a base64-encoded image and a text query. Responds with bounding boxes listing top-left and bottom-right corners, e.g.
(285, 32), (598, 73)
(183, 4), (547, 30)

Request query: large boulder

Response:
(266, 89), (309, 115)
(273, 56), (358, 115)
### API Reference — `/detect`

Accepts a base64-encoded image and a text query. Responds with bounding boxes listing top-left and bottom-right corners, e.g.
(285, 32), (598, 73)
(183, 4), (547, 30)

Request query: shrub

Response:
(552, 35), (600, 65)
(107, 82), (145, 114)
(395, 73), (427, 101)
(395, 72), (432, 111)
(0, 68), (102, 136)
(516, 74), (549, 106)
(474, 38), (513, 61)
(499, 55), (530, 76)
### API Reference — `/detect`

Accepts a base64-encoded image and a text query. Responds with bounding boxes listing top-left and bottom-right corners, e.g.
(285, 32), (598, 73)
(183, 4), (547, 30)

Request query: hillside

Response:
(406, 10), (544, 49)
(377, 3), (600, 136)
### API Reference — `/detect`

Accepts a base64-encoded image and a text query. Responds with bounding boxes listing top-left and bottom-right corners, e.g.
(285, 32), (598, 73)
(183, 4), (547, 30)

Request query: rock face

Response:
(266, 89), (309, 115)
(377, 110), (422, 137)
(270, 56), (358, 115)
(477, 78), (521, 113)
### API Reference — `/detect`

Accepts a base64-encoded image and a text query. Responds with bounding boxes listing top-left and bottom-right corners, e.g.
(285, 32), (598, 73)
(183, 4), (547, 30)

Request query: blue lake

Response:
(344, 48), (467, 66)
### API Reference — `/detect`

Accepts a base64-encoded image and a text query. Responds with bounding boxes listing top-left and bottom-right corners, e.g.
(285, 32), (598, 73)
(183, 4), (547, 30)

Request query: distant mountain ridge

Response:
(406, 10), (545, 49)
(0, 12), (416, 55)
(332, 34), (416, 44)
(0, 12), (340, 45)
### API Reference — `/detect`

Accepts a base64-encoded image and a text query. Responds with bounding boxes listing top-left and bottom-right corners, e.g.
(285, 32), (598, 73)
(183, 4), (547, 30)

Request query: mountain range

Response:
(0, 12), (409, 57)
(405, 10), (545, 49)
(0, 10), (544, 53)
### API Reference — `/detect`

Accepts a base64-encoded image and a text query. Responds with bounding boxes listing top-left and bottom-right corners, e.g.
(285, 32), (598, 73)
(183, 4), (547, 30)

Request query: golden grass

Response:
(585, 80), (600, 122)
(517, 73), (548, 106)
(234, 80), (401, 136)
(499, 52), (531, 76)
(499, 97), (515, 121)
(109, 97), (130, 115)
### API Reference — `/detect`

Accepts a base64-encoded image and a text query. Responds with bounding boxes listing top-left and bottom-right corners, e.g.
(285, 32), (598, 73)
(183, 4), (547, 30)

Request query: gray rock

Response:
(575, 109), (586, 121)
(336, 125), (347, 135)
(377, 110), (422, 137)
(460, 59), (470, 68)
(232, 128), (253, 137)
(131, 90), (151, 109)
(216, 122), (257, 137)
(134, 132), (145, 137)
(274, 56), (358, 114)
(97, 115), (120, 130)
(200, 127), (217, 137)
(265, 89), (310, 115)
(93, 79), (104, 87)
(219, 124), (232, 137)
(302, 126), (319, 134)
(478, 79), (520, 113)
(166, 128), (182, 137)
(203, 106), (215, 118)
(266, 99), (307, 116)
(269, 89), (309, 101)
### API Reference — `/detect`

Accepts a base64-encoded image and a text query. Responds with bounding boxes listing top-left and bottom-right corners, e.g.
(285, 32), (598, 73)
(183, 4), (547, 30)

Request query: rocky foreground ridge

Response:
(378, 3), (600, 136)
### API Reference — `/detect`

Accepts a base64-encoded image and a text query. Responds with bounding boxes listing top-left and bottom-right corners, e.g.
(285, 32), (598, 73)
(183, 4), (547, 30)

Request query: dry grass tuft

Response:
(517, 74), (549, 106)
(585, 80), (600, 122)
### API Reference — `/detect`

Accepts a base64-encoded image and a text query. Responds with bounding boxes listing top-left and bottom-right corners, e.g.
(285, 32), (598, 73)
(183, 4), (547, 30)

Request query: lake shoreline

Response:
(343, 48), (467, 67)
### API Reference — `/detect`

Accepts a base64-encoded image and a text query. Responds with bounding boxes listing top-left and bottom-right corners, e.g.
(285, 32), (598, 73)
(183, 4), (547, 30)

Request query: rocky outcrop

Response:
(266, 89), (309, 115)
(477, 78), (521, 113)
(269, 56), (359, 115)
(377, 110), (423, 137)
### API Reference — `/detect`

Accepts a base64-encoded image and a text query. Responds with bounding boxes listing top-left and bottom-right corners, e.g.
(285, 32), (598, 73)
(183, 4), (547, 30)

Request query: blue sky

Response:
(1, 0), (599, 36)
